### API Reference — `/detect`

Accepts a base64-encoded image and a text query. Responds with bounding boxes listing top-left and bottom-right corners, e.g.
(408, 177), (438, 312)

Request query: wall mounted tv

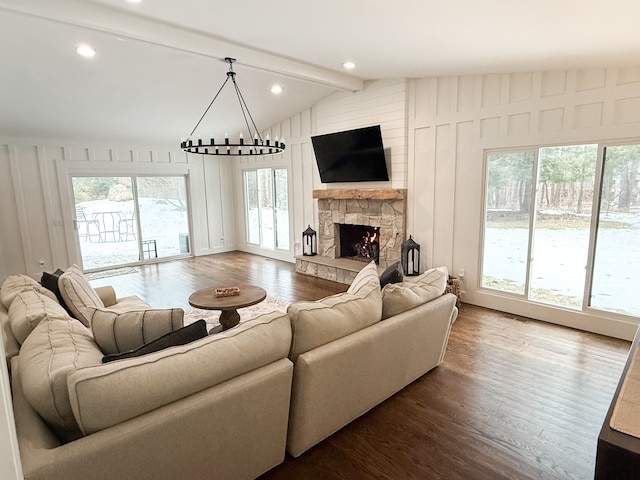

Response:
(311, 125), (389, 183)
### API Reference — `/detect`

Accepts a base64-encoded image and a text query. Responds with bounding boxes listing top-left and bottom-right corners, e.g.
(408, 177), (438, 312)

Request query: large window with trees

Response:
(482, 142), (640, 318)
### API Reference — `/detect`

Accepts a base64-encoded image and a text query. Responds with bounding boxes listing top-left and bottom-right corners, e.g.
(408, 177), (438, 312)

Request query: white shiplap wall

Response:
(315, 79), (409, 190)
(409, 66), (640, 339)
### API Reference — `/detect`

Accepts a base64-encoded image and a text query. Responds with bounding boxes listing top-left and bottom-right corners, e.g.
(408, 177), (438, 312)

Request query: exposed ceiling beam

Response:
(0, 0), (364, 92)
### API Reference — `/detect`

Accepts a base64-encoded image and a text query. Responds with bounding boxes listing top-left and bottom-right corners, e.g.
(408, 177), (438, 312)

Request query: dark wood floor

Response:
(89, 252), (631, 480)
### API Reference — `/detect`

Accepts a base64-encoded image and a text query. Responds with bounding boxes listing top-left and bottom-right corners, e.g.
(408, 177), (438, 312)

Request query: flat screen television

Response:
(311, 125), (389, 183)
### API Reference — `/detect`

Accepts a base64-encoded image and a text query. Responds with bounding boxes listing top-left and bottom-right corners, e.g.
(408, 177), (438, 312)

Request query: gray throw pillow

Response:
(102, 320), (208, 363)
(379, 261), (404, 288)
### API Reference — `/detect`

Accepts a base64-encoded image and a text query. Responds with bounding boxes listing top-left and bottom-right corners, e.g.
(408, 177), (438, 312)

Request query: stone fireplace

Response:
(296, 189), (407, 284)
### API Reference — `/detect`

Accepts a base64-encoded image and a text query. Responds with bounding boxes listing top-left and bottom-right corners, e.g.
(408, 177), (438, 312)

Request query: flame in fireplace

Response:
(339, 224), (381, 264)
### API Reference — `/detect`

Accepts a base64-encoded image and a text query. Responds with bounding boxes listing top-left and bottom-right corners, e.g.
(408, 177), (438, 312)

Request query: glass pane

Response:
(591, 144), (640, 316)
(245, 170), (260, 244)
(529, 144), (597, 308)
(136, 176), (190, 259)
(72, 176), (138, 270)
(258, 168), (274, 249)
(482, 151), (535, 294)
(274, 168), (289, 250)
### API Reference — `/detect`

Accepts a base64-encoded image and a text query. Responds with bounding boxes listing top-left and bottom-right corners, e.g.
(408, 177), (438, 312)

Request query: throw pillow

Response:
(58, 264), (105, 326)
(102, 319), (208, 363)
(0, 274), (58, 309)
(288, 263), (382, 362)
(381, 266), (448, 320)
(379, 261), (404, 288)
(89, 306), (185, 355)
(347, 260), (380, 294)
(8, 290), (68, 345)
(40, 268), (75, 316)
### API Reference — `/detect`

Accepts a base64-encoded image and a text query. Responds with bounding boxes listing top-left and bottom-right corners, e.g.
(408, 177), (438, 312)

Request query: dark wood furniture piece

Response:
(596, 325), (640, 479)
(188, 284), (267, 334)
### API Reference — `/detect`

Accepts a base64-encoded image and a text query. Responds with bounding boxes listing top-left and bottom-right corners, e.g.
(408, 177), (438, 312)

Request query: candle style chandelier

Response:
(180, 57), (285, 156)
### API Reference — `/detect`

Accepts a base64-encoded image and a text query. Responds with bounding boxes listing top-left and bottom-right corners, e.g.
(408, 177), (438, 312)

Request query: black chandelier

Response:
(180, 57), (285, 156)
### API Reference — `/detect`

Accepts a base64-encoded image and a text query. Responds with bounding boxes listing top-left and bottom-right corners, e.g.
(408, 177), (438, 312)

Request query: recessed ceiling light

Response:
(76, 44), (97, 58)
(271, 84), (284, 95)
(126, 0), (142, 3)
(342, 61), (356, 70)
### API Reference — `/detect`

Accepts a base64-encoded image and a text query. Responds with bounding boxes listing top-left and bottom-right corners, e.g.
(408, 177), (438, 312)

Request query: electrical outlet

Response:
(457, 268), (465, 279)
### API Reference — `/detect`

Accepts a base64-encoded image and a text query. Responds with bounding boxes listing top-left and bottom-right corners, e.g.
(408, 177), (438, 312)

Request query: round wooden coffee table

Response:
(188, 284), (267, 334)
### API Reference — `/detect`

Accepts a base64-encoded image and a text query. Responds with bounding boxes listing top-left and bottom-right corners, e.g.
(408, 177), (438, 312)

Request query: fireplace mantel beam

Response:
(313, 189), (406, 200)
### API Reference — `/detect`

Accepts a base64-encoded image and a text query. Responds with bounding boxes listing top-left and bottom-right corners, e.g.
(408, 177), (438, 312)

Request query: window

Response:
(482, 142), (639, 318)
(244, 168), (289, 250)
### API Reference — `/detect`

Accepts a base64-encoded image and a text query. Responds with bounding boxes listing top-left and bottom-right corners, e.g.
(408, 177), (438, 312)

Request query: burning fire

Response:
(359, 231), (379, 259)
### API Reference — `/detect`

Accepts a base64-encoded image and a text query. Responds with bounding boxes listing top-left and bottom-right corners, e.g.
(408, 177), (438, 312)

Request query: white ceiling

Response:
(1, 0), (639, 146)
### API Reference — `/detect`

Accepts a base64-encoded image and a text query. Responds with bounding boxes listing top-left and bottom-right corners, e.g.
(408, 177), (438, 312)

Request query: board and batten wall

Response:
(408, 66), (640, 339)
(0, 139), (237, 282)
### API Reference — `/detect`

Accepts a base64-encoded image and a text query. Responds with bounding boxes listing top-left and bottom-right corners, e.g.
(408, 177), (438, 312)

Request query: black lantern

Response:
(401, 235), (420, 276)
(302, 225), (317, 256)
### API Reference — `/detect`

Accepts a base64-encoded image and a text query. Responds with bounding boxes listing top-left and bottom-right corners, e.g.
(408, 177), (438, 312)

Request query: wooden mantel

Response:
(313, 189), (406, 200)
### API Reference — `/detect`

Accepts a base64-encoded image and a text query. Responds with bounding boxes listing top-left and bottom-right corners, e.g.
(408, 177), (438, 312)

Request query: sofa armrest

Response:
(93, 286), (116, 307)
(1, 305), (19, 370)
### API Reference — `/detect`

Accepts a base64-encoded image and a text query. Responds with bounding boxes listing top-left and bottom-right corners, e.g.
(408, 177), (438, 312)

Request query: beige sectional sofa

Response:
(0, 261), (457, 480)
(0, 269), (293, 480)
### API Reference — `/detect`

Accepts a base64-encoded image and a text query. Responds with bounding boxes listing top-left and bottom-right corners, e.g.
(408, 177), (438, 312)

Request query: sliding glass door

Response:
(590, 144), (640, 316)
(244, 167), (289, 251)
(72, 176), (190, 270)
(481, 141), (639, 319)
(482, 150), (535, 295)
(528, 145), (597, 308)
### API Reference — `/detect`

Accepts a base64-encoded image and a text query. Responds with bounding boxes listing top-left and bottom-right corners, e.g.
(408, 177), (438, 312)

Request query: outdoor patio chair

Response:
(118, 211), (136, 242)
(75, 206), (101, 242)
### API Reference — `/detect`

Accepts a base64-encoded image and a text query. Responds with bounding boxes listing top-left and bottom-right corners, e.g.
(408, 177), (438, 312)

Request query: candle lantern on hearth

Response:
(401, 235), (420, 276)
(302, 225), (317, 256)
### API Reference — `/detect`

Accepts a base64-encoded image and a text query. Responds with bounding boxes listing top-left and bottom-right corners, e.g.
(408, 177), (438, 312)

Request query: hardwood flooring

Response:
(88, 251), (348, 310)
(89, 252), (631, 480)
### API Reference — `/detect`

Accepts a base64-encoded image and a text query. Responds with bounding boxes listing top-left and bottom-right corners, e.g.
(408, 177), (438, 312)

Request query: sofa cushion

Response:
(58, 265), (104, 326)
(18, 315), (103, 442)
(8, 290), (68, 345)
(381, 266), (448, 320)
(67, 311), (292, 435)
(379, 261), (404, 288)
(0, 274), (57, 309)
(102, 319), (208, 363)
(288, 261), (382, 362)
(89, 306), (185, 355)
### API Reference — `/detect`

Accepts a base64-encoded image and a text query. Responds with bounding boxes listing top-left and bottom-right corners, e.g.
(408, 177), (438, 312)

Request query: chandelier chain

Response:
(188, 73), (231, 139)
(231, 75), (264, 144)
